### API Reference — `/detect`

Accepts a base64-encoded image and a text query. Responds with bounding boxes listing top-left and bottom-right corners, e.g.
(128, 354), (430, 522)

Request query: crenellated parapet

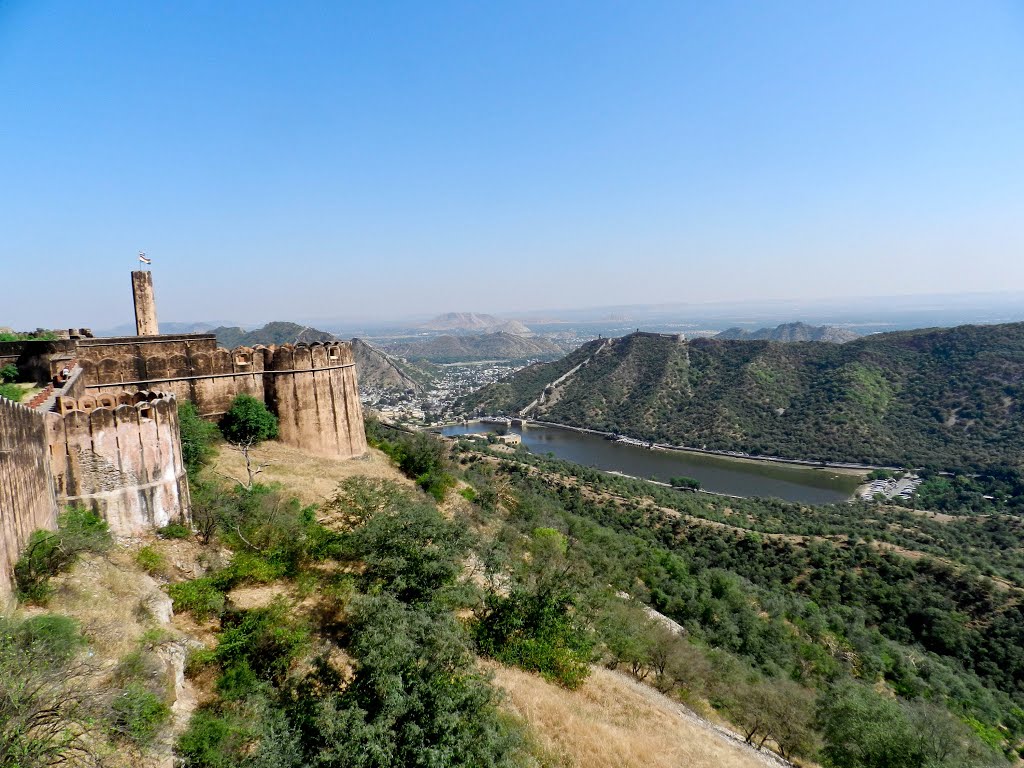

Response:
(46, 391), (190, 536)
(75, 335), (366, 460)
(264, 341), (366, 459)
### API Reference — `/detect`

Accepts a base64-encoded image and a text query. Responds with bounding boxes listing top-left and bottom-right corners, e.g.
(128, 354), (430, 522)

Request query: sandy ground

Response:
(492, 664), (797, 768)
(210, 442), (414, 505)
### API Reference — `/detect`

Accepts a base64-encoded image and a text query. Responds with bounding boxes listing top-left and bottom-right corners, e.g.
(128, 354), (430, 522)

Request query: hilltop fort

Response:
(0, 270), (366, 600)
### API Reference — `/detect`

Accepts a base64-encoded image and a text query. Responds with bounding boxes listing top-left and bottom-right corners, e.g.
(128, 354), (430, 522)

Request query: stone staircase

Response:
(29, 359), (80, 412)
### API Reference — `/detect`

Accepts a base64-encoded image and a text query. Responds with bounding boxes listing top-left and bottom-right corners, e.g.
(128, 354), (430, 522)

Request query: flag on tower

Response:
(138, 252), (152, 265)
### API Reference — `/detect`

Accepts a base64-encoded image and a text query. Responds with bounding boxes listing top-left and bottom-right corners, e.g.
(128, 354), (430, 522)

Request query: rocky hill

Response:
(463, 323), (1024, 469)
(388, 331), (565, 364)
(350, 338), (431, 392)
(716, 321), (859, 343)
(420, 312), (532, 335)
(213, 321), (336, 348)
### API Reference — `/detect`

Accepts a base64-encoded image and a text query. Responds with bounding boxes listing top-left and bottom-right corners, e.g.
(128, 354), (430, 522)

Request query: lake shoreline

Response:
(437, 420), (863, 504)
(459, 417), (885, 476)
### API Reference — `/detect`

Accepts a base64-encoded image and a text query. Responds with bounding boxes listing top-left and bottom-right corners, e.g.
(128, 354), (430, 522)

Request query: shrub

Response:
(176, 709), (252, 768)
(135, 545), (166, 575)
(349, 499), (468, 604)
(158, 522), (192, 539)
(0, 363), (17, 383)
(111, 681), (169, 745)
(218, 394), (278, 445)
(168, 578), (226, 621)
(474, 588), (593, 689)
(179, 401), (219, 474)
(0, 614), (97, 764)
(0, 382), (23, 402)
(7, 613), (84, 662)
(213, 600), (309, 685)
(310, 594), (531, 767)
(14, 507), (111, 603)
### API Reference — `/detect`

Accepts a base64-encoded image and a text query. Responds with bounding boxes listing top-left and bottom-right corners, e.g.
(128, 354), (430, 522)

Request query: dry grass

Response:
(210, 442), (413, 505)
(492, 664), (777, 768)
(43, 551), (170, 659)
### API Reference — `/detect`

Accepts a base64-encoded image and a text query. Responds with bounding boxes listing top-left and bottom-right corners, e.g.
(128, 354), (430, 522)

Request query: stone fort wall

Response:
(0, 330), (365, 600)
(0, 397), (58, 604)
(46, 392), (190, 536)
(265, 341), (367, 459)
(76, 334), (265, 418)
(77, 335), (366, 460)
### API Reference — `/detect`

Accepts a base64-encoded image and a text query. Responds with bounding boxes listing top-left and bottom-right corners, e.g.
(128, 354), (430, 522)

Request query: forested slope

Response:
(464, 323), (1024, 469)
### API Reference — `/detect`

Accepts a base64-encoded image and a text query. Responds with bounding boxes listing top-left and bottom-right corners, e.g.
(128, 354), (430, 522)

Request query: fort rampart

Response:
(265, 341), (367, 459)
(46, 391), (190, 536)
(77, 335), (366, 460)
(0, 320), (366, 601)
(0, 397), (58, 604)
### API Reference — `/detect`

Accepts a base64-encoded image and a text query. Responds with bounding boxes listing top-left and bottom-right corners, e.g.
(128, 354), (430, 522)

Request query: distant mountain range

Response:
(419, 312), (532, 336)
(715, 322), (860, 343)
(463, 323), (1024, 469)
(388, 332), (566, 364)
(212, 322), (336, 348)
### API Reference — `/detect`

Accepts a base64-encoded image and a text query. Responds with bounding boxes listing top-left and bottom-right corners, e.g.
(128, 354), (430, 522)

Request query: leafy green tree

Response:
(219, 394), (279, 445)
(179, 401), (219, 475)
(818, 683), (918, 768)
(0, 363), (17, 383)
(474, 528), (594, 688)
(348, 499), (468, 605)
(309, 595), (529, 768)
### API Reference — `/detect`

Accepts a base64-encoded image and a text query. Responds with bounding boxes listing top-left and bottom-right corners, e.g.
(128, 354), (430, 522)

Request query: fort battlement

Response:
(46, 391), (189, 537)
(77, 337), (366, 459)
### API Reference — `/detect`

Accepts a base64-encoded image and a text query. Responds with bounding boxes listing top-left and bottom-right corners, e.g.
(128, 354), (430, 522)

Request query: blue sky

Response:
(1, 1), (1022, 329)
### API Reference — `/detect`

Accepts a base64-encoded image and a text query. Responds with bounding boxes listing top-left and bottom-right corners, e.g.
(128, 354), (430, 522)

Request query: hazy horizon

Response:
(2, 2), (1023, 329)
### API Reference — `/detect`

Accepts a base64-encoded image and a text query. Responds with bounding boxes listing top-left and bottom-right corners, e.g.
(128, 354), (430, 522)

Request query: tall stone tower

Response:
(131, 270), (159, 336)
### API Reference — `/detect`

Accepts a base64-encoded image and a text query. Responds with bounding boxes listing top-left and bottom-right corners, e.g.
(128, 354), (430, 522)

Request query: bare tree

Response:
(217, 437), (272, 491)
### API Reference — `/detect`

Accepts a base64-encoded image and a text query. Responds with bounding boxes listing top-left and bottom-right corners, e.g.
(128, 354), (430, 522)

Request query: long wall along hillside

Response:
(0, 269), (367, 602)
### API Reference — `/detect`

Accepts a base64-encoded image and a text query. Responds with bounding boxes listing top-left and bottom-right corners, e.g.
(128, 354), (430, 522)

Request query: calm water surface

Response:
(439, 422), (861, 504)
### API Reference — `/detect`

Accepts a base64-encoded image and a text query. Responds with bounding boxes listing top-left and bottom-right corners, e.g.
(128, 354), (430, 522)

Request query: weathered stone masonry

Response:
(0, 398), (58, 604)
(77, 335), (366, 460)
(48, 392), (190, 536)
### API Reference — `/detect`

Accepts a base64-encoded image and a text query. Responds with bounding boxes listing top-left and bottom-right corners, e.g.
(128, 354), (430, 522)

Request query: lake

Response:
(438, 422), (861, 504)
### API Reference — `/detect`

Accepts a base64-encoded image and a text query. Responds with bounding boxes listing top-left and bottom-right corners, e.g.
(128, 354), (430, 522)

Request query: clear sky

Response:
(1, 1), (1023, 329)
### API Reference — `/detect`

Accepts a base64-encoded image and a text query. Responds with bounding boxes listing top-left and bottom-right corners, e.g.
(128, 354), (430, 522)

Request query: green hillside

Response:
(388, 331), (566, 363)
(464, 324), (1024, 470)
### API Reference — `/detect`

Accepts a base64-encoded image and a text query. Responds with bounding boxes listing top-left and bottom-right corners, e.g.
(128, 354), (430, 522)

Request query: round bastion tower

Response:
(264, 341), (367, 460)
